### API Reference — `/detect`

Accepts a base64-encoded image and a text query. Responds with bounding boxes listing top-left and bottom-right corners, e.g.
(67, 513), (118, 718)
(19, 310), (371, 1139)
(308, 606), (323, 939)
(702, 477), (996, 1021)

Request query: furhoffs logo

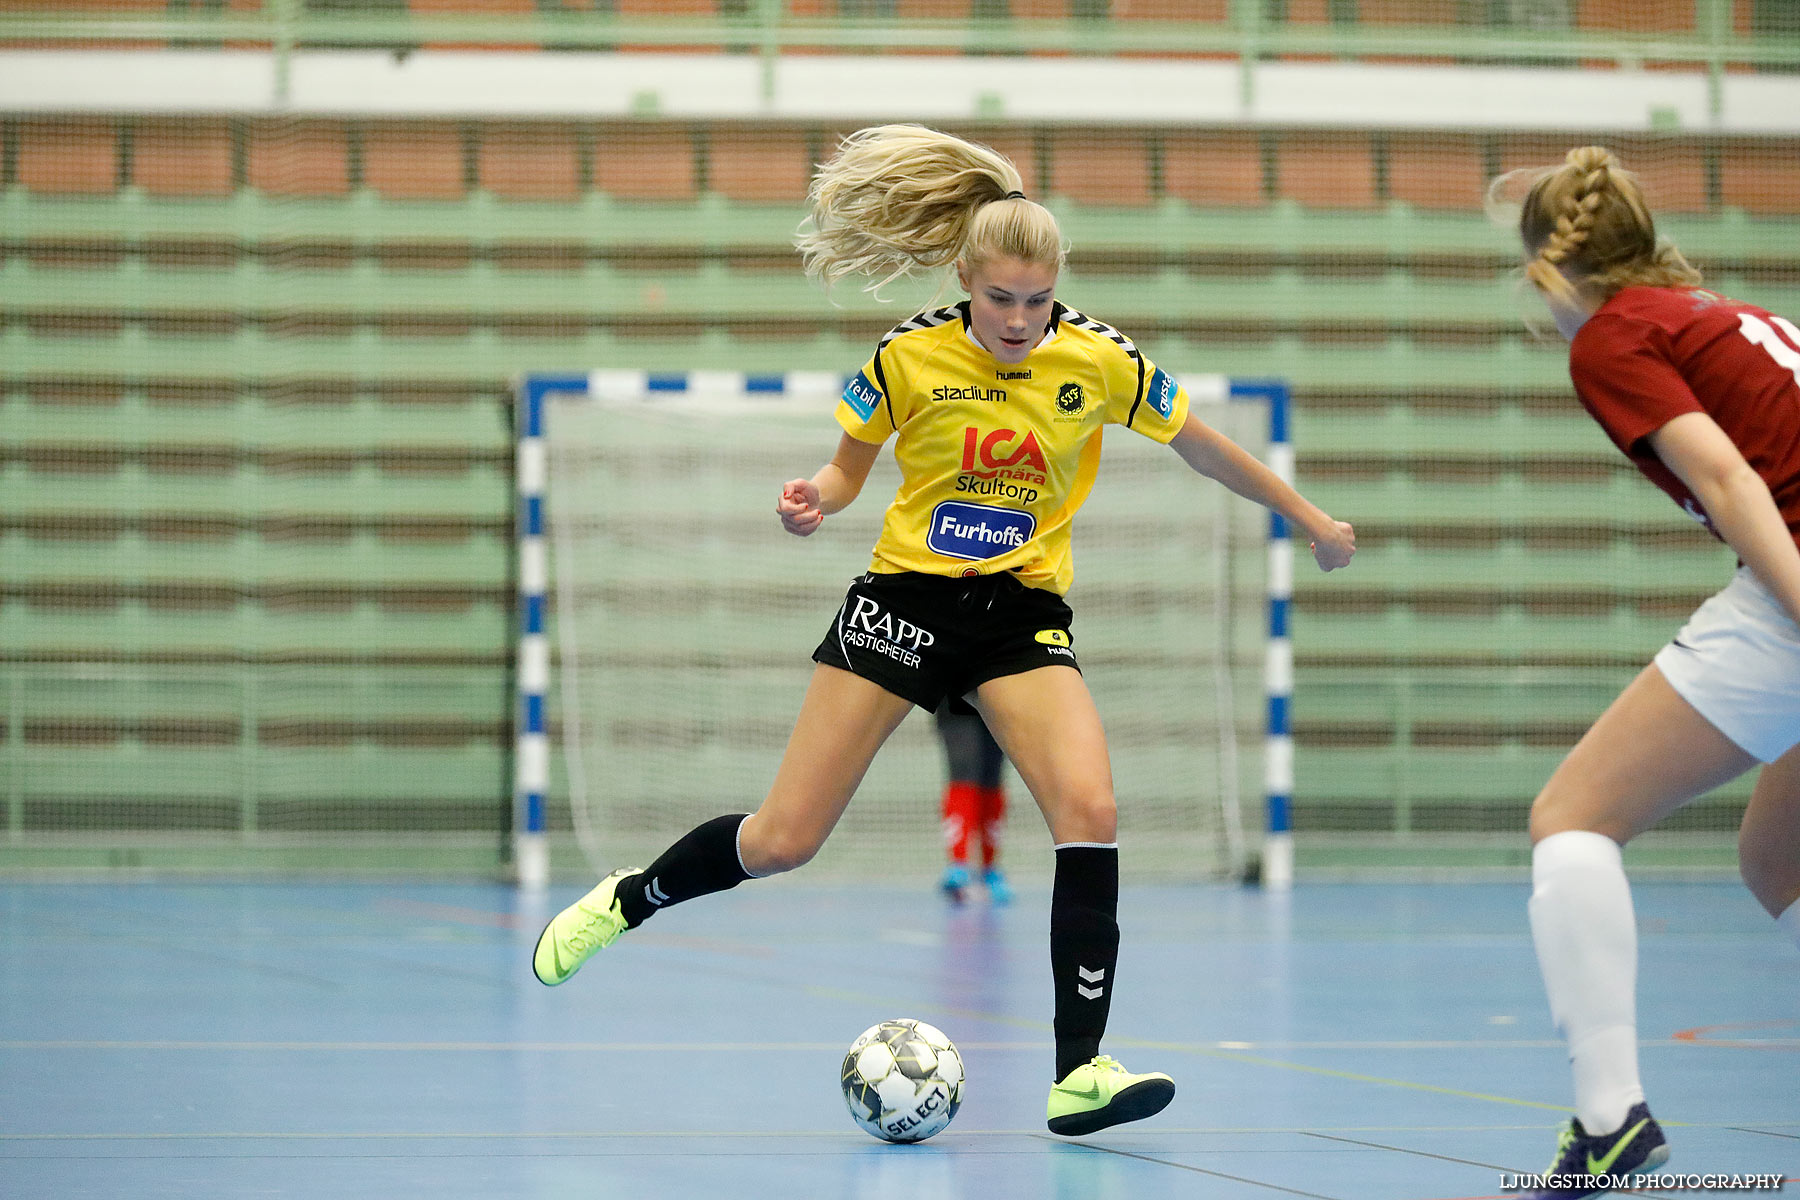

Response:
(1056, 382), (1084, 416)
(927, 501), (1036, 561)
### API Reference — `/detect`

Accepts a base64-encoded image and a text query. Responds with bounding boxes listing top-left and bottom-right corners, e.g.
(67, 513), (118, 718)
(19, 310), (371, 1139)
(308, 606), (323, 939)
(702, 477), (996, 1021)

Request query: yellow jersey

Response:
(835, 300), (1191, 596)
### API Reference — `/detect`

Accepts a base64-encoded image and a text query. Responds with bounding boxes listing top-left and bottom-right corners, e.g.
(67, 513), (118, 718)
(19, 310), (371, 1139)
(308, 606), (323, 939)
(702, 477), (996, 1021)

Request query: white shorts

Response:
(1654, 567), (1800, 763)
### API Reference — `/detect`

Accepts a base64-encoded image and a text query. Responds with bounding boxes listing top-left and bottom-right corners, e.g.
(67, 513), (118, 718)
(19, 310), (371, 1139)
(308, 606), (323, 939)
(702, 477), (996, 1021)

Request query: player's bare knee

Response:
(1737, 829), (1798, 916)
(1529, 781), (1624, 845)
(738, 816), (823, 876)
(1056, 792), (1117, 844)
(1527, 787), (1578, 844)
(749, 834), (821, 876)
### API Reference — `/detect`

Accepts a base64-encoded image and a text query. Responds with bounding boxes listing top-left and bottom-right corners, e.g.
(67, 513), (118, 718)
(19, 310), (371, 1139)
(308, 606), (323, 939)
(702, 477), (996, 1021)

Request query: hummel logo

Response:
(645, 877), (670, 907)
(1077, 965), (1106, 1000)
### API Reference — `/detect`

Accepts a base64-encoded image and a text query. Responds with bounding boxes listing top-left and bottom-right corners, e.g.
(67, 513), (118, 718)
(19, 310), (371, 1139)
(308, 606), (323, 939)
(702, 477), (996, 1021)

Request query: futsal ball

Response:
(840, 1019), (964, 1143)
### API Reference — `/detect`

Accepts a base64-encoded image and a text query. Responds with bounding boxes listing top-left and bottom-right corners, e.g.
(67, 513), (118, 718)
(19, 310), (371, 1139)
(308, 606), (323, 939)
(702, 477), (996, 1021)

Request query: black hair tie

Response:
(1002, 190), (1027, 201)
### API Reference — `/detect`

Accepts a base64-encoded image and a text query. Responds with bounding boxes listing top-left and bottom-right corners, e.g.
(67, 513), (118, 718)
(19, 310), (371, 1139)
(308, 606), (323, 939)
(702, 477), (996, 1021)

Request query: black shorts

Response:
(812, 571), (1080, 712)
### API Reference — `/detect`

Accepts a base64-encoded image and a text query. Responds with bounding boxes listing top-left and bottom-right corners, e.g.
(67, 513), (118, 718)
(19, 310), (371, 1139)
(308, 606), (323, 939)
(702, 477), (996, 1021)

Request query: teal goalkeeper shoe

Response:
(532, 867), (641, 987)
(982, 867), (1014, 906)
(1524, 1102), (1668, 1198)
(1046, 1055), (1176, 1136)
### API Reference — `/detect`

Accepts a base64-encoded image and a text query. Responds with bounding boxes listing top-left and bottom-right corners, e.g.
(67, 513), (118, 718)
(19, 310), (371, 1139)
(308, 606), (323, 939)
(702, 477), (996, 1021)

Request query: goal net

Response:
(529, 371), (1274, 884)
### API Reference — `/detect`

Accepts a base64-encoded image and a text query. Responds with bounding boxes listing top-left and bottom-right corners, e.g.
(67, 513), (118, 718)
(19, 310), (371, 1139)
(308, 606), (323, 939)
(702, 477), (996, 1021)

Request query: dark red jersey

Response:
(1569, 285), (1800, 546)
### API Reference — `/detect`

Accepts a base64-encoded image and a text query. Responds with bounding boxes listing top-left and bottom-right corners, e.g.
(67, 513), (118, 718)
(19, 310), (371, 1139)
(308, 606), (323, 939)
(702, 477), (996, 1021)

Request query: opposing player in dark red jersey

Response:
(1495, 146), (1800, 1197)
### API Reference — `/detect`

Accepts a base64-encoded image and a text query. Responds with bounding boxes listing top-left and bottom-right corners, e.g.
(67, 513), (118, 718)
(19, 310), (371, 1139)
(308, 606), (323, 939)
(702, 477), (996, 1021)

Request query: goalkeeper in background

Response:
(937, 703), (1012, 905)
(531, 123), (1355, 1137)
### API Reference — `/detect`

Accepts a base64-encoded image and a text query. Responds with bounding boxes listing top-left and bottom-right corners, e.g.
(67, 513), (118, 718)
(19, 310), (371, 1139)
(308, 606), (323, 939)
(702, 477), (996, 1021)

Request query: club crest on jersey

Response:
(842, 370), (882, 421)
(1056, 382), (1084, 416)
(927, 501), (1036, 561)
(1145, 367), (1178, 420)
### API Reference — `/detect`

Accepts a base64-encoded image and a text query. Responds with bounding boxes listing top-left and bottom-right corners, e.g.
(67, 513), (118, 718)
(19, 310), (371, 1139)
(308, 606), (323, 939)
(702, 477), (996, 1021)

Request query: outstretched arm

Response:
(1169, 413), (1355, 572)
(1649, 411), (1800, 626)
(776, 433), (882, 537)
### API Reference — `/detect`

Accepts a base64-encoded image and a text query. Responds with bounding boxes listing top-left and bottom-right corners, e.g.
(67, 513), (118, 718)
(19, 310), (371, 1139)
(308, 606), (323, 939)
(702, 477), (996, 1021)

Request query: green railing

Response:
(3, 1), (1798, 118)
(1289, 664), (1745, 872)
(0, 660), (513, 871)
(1, 0), (1792, 62)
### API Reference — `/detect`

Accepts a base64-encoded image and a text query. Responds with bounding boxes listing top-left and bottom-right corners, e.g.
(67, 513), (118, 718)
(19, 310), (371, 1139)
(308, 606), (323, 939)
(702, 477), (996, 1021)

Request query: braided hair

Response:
(1490, 145), (1701, 307)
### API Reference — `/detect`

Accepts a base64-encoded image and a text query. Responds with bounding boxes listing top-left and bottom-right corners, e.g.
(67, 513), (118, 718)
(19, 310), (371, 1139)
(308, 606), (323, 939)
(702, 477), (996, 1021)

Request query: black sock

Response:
(1050, 843), (1120, 1082)
(616, 814), (754, 928)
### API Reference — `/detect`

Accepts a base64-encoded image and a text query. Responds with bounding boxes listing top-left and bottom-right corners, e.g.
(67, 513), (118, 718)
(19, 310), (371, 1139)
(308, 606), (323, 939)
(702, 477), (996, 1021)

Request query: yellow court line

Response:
(802, 983), (1800, 1115)
(804, 984), (1573, 1113)
(1119, 1039), (1575, 1114)
(0, 1040), (901, 1052)
(4, 1121), (1794, 1143)
(2, 1037), (1781, 1052)
(3, 1036), (1785, 1050)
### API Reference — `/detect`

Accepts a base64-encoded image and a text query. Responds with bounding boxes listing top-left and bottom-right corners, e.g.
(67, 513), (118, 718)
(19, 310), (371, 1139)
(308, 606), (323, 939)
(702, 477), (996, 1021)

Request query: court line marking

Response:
(1729, 1127), (1800, 1142)
(1106, 1039), (1574, 1114)
(0, 1037), (1776, 1052)
(9, 1038), (1750, 1127)
(0, 1038), (1710, 1052)
(373, 897), (778, 959)
(1032, 1136), (1347, 1199)
(34, 903), (513, 993)
(375, 898), (519, 929)
(803, 984), (1795, 1116)
(21, 913), (347, 991)
(1672, 1020), (1800, 1050)
(6, 1128), (1795, 1144)
(0, 1040), (946, 1052)
(1302, 1131), (1516, 1174)
(0, 1126), (1636, 1142)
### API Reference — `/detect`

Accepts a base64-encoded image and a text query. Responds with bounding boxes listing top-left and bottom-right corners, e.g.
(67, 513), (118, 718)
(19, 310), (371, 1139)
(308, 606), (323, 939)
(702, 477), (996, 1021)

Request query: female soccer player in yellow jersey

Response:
(534, 124), (1356, 1136)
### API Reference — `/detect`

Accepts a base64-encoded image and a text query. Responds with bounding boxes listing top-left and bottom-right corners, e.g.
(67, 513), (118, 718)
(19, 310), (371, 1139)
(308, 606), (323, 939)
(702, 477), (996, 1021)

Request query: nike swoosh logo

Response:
(1055, 1082), (1102, 1101)
(1587, 1118), (1649, 1175)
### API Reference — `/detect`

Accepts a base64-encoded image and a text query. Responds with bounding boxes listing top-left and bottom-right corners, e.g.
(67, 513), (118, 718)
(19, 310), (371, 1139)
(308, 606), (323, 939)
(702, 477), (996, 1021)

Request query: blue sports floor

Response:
(2, 880), (1795, 1199)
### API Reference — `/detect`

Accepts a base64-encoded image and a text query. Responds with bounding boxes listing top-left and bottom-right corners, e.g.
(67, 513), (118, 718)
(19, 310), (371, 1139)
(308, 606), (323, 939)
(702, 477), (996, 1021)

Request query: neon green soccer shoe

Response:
(1046, 1055), (1176, 1136)
(532, 867), (642, 987)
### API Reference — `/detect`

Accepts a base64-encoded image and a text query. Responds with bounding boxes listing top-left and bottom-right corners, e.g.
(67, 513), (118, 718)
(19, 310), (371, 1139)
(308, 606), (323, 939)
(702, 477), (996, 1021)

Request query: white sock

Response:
(1529, 830), (1645, 1135)
(1780, 896), (1800, 951)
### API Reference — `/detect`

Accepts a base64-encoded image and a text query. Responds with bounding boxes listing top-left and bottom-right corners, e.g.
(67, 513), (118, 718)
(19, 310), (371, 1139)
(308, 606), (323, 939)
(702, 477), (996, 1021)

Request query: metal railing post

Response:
(1394, 674), (1414, 837)
(271, 0), (297, 108)
(240, 667), (259, 840)
(7, 673), (22, 842)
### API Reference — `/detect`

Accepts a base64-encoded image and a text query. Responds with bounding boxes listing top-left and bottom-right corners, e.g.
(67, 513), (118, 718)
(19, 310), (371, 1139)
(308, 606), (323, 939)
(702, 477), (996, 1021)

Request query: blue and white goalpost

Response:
(513, 371), (1294, 890)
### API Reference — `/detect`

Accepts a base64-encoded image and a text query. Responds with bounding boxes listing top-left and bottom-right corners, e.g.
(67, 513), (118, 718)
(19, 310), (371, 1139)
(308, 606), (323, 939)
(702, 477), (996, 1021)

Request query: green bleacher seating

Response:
(4, 113), (1795, 865)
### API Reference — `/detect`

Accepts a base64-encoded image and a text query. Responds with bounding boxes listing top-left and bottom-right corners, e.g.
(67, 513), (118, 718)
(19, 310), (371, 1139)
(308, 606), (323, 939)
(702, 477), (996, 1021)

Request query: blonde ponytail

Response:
(797, 124), (1066, 296)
